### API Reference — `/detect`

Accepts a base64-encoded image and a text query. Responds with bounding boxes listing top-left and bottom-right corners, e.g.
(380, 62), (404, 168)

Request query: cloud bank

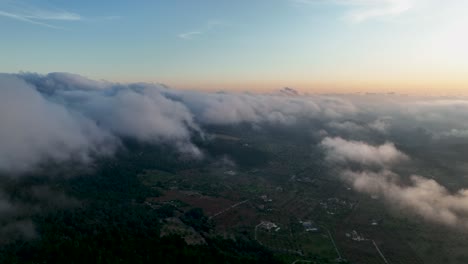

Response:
(0, 185), (79, 244)
(3, 71), (468, 232)
(0, 72), (361, 174)
(3, 72), (468, 177)
(321, 137), (408, 167)
(0, 73), (202, 174)
(321, 136), (468, 229)
(342, 170), (468, 228)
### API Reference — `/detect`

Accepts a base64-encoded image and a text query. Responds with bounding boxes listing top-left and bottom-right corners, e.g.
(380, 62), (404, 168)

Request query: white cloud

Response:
(0, 2), (80, 28)
(0, 2), (117, 28)
(0, 10), (60, 28)
(173, 92), (357, 125)
(321, 137), (408, 167)
(293, 0), (415, 22)
(343, 170), (468, 229)
(0, 73), (204, 174)
(178, 31), (202, 40)
(0, 72), (363, 174)
(5, 71), (468, 179)
(178, 20), (224, 40)
(346, 0), (413, 22)
(368, 117), (391, 133)
(0, 74), (117, 173)
(22, 9), (81, 21)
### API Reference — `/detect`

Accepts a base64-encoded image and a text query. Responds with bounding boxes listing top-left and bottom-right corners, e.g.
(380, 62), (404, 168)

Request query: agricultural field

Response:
(132, 131), (464, 264)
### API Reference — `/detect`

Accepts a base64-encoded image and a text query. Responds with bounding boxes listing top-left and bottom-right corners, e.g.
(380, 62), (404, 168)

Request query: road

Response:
(291, 259), (313, 264)
(372, 240), (390, 264)
(209, 199), (249, 220)
(320, 225), (342, 260)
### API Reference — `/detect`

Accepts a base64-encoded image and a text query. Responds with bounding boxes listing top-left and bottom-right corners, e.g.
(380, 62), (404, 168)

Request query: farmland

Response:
(131, 130), (462, 264)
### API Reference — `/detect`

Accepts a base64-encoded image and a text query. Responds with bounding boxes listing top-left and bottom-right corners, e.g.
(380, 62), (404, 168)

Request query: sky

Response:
(1, 0), (468, 95)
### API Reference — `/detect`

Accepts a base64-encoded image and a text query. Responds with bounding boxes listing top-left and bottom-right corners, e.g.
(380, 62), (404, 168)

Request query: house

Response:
(260, 195), (272, 202)
(301, 221), (319, 232)
(260, 221), (278, 231)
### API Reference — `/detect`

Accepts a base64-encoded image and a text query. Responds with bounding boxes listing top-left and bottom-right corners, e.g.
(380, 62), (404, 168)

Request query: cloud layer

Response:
(321, 136), (468, 229)
(321, 137), (408, 167)
(3, 72), (468, 177)
(0, 72), (361, 174)
(4, 71), (468, 231)
(0, 73), (202, 174)
(342, 170), (468, 228)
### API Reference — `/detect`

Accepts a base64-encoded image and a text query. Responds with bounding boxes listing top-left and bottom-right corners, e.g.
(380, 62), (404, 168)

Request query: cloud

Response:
(178, 20), (224, 40)
(0, 74), (117, 174)
(345, 0), (413, 22)
(294, 0), (414, 22)
(327, 121), (368, 133)
(0, 73), (204, 174)
(0, 10), (60, 28)
(342, 170), (468, 229)
(439, 129), (468, 139)
(20, 9), (81, 21)
(4, 71), (468, 179)
(368, 117), (391, 133)
(321, 137), (408, 167)
(172, 91), (357, 125)
(0, 219), (36, 244)
(0, 2), (82, 28)
(320, 118), (468, 229)
(0, 72), (366, 174)
(325, 118), (390, 137)
(4, 71), (468, 234)
(178, 31), (202, 40)
(0, 185), (79, 244)
(0, 2), (117, 28)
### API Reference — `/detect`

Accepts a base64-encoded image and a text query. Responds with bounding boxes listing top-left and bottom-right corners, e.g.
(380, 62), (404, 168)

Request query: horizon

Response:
(1, 0), (468, 95)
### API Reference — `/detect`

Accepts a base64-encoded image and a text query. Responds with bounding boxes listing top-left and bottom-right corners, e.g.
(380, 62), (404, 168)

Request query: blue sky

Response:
(1, 0), (468, 94)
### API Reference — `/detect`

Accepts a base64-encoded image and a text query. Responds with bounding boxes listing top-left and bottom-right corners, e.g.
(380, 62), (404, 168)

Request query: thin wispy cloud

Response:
(292, 0), (415, 22)
(178, 20), (223, 40)
(21, 9), (81, 21)
(0, 1), (119, 28)
(0, 10), (60, 28)
(346, 0), (413, 22)
(0, 2), (81, 28)
(178, 31), (202, 40)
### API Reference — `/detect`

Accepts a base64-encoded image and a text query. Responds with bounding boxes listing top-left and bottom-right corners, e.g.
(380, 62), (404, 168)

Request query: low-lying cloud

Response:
(321, 137), (408, 167)
(0, 73), (205, 174)
(0, 72), (361, 174)
(342, 170), (468, 229)
(321, 136), (468, 229)
(0, 185), (79, 244)
(3, 72), (468, 176)
(0, 74), (117, 174)
(3, 71), (468, 232)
